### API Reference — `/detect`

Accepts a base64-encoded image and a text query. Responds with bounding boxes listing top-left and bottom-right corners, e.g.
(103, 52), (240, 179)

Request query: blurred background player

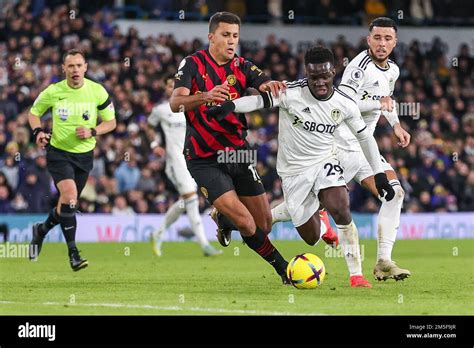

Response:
(28, 49), (116, 271)
(170, 12), (290, 283)
(207, 46), (396, 287)
(148, 76), (222, 257)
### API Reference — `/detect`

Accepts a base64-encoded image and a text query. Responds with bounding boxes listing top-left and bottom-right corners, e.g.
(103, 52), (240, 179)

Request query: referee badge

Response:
(200, 187), (209, 199)
(58, 108), (69, 121)
(226, 74), (237, 86)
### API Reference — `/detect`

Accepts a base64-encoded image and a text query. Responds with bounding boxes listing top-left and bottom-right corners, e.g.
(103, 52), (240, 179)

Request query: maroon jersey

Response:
(174, 49), (270, 160)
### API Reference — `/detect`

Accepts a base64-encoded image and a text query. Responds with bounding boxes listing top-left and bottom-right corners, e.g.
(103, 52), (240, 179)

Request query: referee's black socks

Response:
(242, 227), (287, 276)
(58, 203), (77, 250)
(39, 208), (60, 237)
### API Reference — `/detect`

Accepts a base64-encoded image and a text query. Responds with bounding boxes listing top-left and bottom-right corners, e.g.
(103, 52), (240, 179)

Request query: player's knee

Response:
(303, 232), (319, 246)
(330, 207), (351, 226)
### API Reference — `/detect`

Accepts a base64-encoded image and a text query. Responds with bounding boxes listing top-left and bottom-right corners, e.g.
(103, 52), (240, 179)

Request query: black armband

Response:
(260, 91), (273, 108)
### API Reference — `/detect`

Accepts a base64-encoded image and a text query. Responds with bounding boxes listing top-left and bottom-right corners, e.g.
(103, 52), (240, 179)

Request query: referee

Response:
(28, 49), (116, 271)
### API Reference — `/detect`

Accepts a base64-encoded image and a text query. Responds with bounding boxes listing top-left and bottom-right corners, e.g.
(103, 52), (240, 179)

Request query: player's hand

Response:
(393, 123), (411, 148)
(205, 100), (236, 121)
(379, 96), (394, 112)
(374, 172), (395, 201)
(36, 131), (50, 149)
(204, 81), (230, 104)
(75, 127), (92, 139)
(152, 145), (166, 157)
(259, 80), (287, 97)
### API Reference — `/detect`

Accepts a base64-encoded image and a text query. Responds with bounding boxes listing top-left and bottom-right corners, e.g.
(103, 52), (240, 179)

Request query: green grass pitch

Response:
(1, 239), (473, 315)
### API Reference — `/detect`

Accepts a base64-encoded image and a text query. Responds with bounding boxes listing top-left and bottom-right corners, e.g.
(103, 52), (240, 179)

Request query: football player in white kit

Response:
(336, 17), (411, 281)
(206, 46), (395, 287)
(148, 76), (222, 257)
(272, 17), (411, 281)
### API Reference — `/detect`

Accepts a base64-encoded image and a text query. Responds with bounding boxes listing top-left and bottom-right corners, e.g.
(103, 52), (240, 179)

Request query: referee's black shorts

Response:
(46, 145), (93, 195)
(186, 154), (265, 205)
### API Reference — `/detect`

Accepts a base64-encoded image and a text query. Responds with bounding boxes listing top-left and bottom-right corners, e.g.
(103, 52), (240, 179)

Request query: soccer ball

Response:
(286, 253), (326, 289)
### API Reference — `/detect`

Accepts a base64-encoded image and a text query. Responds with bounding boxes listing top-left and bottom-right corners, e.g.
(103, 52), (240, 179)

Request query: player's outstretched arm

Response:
(206, 91), (279, 121)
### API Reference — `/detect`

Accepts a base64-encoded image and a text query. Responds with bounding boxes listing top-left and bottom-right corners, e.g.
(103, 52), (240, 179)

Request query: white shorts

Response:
(336, 147), (394, 184)
(281, 155), (346, 227)
(166, 157), (197, 195)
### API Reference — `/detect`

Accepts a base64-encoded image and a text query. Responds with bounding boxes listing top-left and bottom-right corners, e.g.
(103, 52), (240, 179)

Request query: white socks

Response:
(320, 217), (328, 237)
(184, 195), (209, 248)
(337, 220), (362, 276)
(154, 199), (185, 239)
(271, 202), (291, 224)
(377, 181), (404, 261)
(154, 195), (210, 248)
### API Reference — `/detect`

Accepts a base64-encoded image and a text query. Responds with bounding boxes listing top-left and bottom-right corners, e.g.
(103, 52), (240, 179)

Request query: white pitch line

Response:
(0, 300), (327, 316)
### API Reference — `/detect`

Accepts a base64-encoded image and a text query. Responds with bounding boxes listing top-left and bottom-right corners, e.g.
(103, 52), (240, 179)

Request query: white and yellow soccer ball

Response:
(286, 253), (326, 289)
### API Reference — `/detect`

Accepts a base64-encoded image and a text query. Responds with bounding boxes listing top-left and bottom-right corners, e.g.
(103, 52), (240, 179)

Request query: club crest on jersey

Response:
(226, 74), (237, 86)
(331, 108), (342, 123)
(58, 108), (69, 121)
(175, 70), (183, 81)
(82, 110), (90, 121)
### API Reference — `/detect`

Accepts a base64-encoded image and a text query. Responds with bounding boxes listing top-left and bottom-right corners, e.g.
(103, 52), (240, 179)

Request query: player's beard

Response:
(369, 48), (390, 64)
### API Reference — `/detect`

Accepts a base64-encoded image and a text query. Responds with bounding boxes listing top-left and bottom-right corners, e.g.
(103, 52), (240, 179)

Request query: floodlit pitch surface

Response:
(1, 240), (473, 315)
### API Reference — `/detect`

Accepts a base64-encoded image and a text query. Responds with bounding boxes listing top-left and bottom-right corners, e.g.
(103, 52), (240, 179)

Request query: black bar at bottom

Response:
(0, 315), (472, 346)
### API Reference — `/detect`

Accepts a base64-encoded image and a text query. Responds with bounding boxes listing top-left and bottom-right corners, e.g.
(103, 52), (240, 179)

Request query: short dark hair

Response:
(209, 12), (241, 33)
(62, 49), (86, 63)
(304, 46), (335, 66)
(369, 17), (397, 32)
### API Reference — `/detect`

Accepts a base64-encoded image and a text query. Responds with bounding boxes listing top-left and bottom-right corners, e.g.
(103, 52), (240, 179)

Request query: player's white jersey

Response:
(336, 50), (400, 151)
(271, 78), (368, 176)
(148, 101), (187, 163)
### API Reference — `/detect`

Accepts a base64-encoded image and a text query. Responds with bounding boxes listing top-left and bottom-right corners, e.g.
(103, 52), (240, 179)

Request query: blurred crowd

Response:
(0, 2), (473, 215)
(123, 0), (474, 26)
